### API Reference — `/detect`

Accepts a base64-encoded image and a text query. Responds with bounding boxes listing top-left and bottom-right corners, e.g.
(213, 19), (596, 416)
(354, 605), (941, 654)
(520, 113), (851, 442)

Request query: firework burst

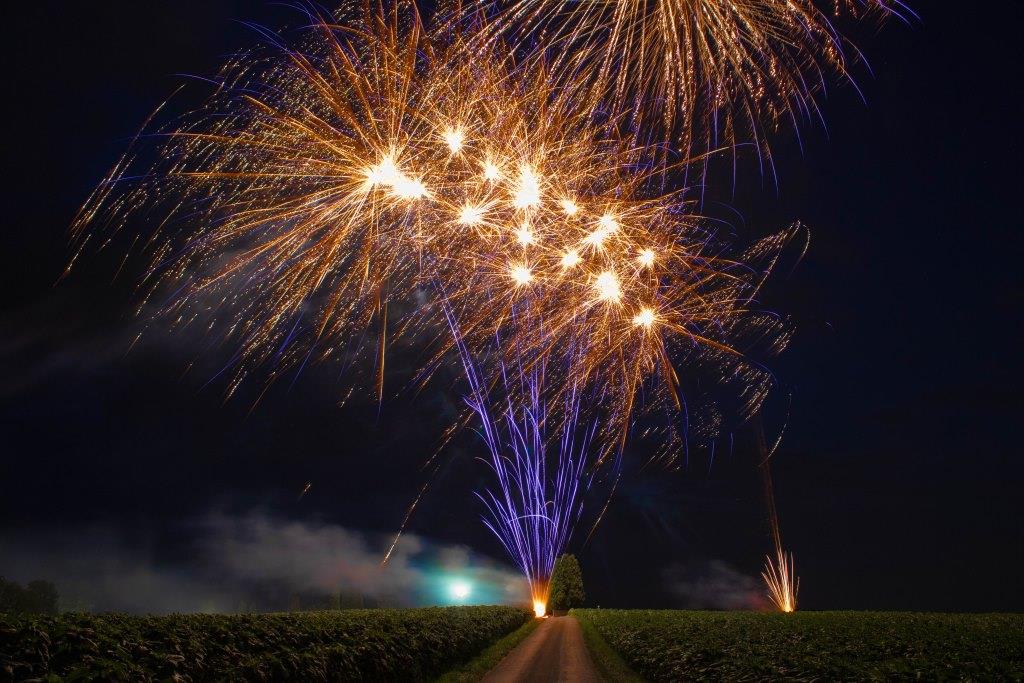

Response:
(456, 0), (911, 151)
(70, 1), (440, 398)
(72, 2), (799, 596)
(74, 3), (790, 454)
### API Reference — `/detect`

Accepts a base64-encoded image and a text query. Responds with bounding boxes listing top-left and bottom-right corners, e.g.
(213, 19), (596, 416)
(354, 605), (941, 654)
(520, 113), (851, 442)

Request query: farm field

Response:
(0, 605), (530, 681)
(573, 609), (1024, 681)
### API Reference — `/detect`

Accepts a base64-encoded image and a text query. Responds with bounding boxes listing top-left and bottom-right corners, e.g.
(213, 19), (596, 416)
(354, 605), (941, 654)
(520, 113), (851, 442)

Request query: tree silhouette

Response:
(549, 554), (585, 611)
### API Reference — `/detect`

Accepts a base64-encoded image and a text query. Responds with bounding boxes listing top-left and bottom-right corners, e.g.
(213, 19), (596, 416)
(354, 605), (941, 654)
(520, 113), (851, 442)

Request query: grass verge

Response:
(573, 611), (645, 682)
(435, 616), (541, 682)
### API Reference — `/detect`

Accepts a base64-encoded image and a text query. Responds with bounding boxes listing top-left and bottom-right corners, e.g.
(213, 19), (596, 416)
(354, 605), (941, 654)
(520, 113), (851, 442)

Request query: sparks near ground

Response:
(763, 548), (799, 613)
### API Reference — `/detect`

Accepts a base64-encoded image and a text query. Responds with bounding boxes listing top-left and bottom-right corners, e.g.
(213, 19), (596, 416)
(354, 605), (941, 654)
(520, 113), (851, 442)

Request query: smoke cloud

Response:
(662, 558), (769, 610)
(0, 512), (528, 613)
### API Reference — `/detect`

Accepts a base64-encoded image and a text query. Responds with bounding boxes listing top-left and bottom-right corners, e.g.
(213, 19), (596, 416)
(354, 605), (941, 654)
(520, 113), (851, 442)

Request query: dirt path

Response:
(482, 615), (603, 683)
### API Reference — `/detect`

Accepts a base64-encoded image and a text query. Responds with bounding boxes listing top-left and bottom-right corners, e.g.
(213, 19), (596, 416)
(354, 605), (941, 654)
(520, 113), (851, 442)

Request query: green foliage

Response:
(548, 554), (585, 611)
(0, 578), (59, 615)
(574, 609), (1024, 681)
(0, 606), (531, 682)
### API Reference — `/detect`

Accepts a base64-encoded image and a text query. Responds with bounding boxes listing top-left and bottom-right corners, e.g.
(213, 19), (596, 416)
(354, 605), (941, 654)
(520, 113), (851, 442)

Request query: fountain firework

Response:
(759, 419), (799, 612)
(763, 547), (799, 613)
(447, 312), (593, 615)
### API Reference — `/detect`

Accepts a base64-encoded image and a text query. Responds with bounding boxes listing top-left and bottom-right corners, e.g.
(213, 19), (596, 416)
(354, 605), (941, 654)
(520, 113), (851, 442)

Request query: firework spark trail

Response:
(70, 1), (444, 400)
(763, 547), (799, 613)
(71, 3), (792, 460)
(70, 2), (800, 595)
(410, 36), (799, 585)
(444, 297), (593, 613)
(758, 417), (799, 612)
(453, 0), (912, 154)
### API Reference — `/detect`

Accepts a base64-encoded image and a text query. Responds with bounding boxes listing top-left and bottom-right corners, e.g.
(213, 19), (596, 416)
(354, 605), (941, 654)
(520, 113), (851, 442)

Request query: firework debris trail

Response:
(757, 417), (799, 612)
(71, 0), (906, 599)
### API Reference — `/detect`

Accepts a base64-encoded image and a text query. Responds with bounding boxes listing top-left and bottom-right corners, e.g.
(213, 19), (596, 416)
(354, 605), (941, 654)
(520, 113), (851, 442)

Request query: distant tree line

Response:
(0, 577), (59, 615)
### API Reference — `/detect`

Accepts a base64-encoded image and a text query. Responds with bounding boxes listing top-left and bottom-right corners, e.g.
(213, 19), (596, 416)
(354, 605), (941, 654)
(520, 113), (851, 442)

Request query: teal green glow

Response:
(450, 580), (472, 601)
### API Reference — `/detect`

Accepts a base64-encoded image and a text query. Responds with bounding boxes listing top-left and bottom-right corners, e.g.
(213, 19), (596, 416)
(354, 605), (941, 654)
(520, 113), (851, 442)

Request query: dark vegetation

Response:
(436, 617), (541, 682)
(573, 609), (1024, 681)
(0, 605), (530, 681)
(548, 554), (585, 612)
(574, 611), (643, 682)
(0, 579), (58, 616)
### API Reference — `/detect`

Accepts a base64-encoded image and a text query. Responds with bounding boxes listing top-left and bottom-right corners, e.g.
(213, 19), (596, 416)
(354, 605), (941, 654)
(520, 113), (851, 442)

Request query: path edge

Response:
(572, 611), (646, 682)
(435, 616), (542, 682)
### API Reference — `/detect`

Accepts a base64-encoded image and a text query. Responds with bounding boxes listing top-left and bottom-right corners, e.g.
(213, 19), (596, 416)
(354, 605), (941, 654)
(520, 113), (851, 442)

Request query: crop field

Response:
(573, 609), (1024, 681)
(0, 605), (531, 681)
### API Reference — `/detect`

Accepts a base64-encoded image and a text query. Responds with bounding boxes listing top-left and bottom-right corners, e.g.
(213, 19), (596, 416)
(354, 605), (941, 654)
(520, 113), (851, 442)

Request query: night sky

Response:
(2, 2), (1022, 613)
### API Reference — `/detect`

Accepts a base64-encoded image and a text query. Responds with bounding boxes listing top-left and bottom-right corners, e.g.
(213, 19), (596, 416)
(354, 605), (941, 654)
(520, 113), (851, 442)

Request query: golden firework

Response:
(72, 2), (794, 467)
(763, 547), (799, 612)
(459, 0), (908, 150)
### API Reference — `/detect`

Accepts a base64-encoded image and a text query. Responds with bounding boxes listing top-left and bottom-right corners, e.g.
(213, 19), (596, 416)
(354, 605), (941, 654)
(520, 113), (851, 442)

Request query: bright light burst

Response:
(593, 270), (621, 303)
(513, 165), (542, 209)
(515, 224), (536, 246)
(509, 263), (533, 285)
(71, 2), (799, 604)
(450, 580), (472, 600)
(459, 203), (488, 226)
(71, 2), (794, 446)
(482, 159), (503, 181)
(443, 126), (466, 154)
(632, 307), (656, 328)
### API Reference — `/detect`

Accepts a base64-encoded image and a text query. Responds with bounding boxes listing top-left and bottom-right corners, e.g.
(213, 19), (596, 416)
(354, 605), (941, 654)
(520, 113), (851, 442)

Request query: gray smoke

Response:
(662, 558), (769, 610)
(0, 512), (528, 613)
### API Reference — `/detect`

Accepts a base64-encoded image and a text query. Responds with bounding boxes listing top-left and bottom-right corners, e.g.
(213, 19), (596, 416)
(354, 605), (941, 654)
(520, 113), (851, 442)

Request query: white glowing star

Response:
(561, 250), (581, 268)
(633, 307), (656, 327)
(594, 271), (621, 302)
(514, 165), (541, 209)
(510, 264), (533, 285)
(443, 126), (465, 154)
(458, 204), (486, 226)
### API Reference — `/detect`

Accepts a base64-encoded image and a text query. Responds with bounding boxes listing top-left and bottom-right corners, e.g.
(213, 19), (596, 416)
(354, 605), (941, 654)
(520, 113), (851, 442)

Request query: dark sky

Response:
(1, 2), (1022, 613)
